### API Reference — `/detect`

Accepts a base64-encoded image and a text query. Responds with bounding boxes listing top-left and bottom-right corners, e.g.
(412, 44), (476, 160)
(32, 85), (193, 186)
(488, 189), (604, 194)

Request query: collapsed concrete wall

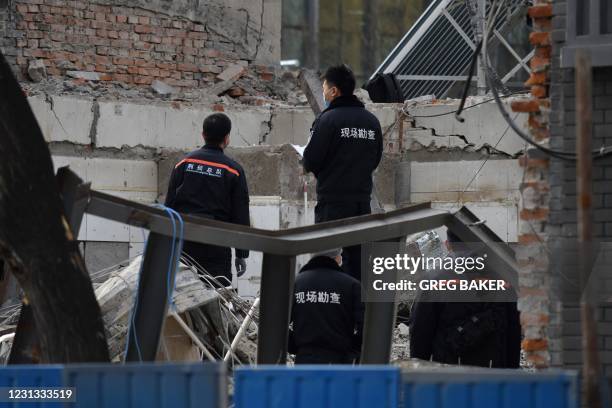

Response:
(0, 0), (280, 85)
(33, 92), (530, 298)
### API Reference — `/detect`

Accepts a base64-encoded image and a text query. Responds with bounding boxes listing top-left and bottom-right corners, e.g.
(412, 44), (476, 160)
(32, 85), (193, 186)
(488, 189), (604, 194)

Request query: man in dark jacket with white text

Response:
(288, 249), (364, 364)
(303, 65), (383, 281)
(165, 113), (250, 287)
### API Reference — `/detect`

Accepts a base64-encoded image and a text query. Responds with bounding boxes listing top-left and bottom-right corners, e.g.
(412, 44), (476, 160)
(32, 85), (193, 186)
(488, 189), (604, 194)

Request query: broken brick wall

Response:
(513, 0), (612, 377)
(511, 0), (554, 369)
(0, 0), (281, 87)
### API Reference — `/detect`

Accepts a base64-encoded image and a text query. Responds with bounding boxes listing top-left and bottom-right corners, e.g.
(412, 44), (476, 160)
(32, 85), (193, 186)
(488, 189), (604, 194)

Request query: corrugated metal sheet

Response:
(234, 366), (400, 408)
(63, 363), (225, 408)
(373, 0), (529, 99)
(401, 369), (579, 408)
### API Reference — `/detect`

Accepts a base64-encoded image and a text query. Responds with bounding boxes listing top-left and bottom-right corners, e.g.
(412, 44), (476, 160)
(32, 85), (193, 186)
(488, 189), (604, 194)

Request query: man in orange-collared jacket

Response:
(165, 113), (250, 286)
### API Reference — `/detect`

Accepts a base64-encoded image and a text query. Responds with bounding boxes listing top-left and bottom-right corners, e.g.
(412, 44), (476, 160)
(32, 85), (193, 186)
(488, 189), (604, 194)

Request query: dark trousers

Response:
(295, 347), (354, 365)
(314, 200), (371, 281)
(183, 241), (232, 287)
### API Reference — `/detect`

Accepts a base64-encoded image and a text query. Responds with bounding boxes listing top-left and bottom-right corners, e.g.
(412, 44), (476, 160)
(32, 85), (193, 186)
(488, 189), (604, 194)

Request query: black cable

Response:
(481, 39), (612, 161)
(455, 40), (482, 123)
(408, 90), (526, 118)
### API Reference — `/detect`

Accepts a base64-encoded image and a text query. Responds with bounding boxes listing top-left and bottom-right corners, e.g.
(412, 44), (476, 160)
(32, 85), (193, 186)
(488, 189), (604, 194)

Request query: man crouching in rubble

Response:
(303, 64), (383, 282)
(165, 113), (251, 287)
(288, 249), (364, 364)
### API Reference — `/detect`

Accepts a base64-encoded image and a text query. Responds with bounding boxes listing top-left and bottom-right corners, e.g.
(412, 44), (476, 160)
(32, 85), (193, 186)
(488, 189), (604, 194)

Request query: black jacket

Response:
(288, 256), (364, 356)
(303, 95), (383, 203)
(409, 263), (521, 368)
(165, 145), (250, 258)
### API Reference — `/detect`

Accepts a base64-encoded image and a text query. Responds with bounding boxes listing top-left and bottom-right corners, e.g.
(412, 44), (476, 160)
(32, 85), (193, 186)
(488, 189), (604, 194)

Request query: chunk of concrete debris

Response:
(227, 86), (245, 98)
(216, 63), (246, 82)
(27, 59), (47, 83)
(151, 79), (176, 96)
(66, 71), (101, 81)
(398, 323), (410, 337)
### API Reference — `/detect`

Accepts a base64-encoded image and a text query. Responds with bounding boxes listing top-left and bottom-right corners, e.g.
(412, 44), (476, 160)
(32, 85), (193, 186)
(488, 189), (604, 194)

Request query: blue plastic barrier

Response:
(234, 365), (400, 408)
(63, 362), (225, 408)
(0, 365), (63, 408)
(401, 369), (579, 408)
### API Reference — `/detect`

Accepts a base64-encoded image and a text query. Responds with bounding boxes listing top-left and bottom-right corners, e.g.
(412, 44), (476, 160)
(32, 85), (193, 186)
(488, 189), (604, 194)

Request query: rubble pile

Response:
(20, 62), (310, 108)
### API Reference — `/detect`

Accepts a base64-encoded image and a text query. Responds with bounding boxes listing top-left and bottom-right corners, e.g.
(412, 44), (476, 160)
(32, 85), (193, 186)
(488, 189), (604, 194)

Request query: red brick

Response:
(525, 71), (547, 86)
(212, 104), (225, 112)
(127, 65), (139, 74)
(533, 17), (552, 31)
(522, 339), (548, 352)
(16, 4), (29, 13)
(535, 46), (552, 59)
(95, 55), (110, 65)
(134, 76), (153, 85)
(529, 31), (550, 46)
(203, 49), (221, 58)
(518, 234), (543, 244)
(520, 208), (549, 221)
(116, 15), (127, 23)
(531, 85), (547, 98)
(511, 99), (540, 113)
(138, 16), (150, 25)
(112, 57), (133, 65)
(134, 25), (151, 34)
(113, 73), (131, 83)
(28, 5), (40, 12)
(156, 62), (175, 70)
(177, 63), (197, 72)
(528, 4), (553, 18)
(106, 14), (116, 23)
(530, 55), (549, 72)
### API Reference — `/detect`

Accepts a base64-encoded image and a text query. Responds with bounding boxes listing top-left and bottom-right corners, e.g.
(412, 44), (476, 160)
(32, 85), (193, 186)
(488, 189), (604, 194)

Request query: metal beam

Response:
(257, 254), (295, 364)
(445, 207), (519, 292)
(494, 29), (531, 74)
(85, 190), (450, 256)
(396, 75), (468, 81)
(502, 49), (535, 84)
(125, 232), (181, 361)
(441, 8), (476, 50)
(361, 237), (405, 364)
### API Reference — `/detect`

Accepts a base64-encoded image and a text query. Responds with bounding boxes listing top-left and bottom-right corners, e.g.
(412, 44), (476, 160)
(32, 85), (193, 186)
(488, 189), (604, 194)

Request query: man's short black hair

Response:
(322, 64), (356, 96)
(203, 113), (231, 145)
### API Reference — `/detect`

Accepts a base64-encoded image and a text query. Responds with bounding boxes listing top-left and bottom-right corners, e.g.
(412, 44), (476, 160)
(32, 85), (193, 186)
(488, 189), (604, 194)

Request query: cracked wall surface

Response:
(31, 92), (529, 295)
(0, 0), (280, 85)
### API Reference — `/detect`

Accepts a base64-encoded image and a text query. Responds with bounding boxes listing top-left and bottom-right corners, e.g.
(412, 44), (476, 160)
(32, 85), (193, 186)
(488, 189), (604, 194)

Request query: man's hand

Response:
(235, 257), (247, 277)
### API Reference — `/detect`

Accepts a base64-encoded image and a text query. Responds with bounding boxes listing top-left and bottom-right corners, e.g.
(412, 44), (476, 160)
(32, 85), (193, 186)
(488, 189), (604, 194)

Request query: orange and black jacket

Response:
(165, 145), (250, 259)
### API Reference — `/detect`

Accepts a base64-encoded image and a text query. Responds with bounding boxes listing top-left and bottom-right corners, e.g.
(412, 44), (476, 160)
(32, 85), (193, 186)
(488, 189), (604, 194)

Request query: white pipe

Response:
(169, 312), (217, 362)
(224, 297), (260, 362)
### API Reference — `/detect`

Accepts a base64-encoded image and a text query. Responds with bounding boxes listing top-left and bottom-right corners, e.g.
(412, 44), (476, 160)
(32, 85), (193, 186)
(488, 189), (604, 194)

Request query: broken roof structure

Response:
(372, 0), (533, 99)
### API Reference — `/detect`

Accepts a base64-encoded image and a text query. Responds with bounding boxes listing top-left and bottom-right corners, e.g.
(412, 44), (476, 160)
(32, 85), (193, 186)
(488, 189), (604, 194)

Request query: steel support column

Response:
(360, 237), (404, 364)
(125, 232), (181, 361)
(257, 254), (295, 364)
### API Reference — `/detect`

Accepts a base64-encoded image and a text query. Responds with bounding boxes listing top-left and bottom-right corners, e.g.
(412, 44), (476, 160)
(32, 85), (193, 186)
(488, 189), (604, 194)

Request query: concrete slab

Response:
(432, 201), (519, 243)
(84, 241), (129, 274)
(29, 95), (93, 144)
(408, 159), (522, 202)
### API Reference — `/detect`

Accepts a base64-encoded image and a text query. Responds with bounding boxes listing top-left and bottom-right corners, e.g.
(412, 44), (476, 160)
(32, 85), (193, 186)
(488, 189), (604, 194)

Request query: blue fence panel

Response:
(401, 369), (579, 408)
(63, 362), (225, 408)
(0, 365), (64, 408)
(234, 366), (400, 408)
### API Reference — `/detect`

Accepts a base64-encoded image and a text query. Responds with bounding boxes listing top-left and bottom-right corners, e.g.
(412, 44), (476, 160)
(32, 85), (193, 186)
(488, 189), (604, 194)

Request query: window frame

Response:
(561, 0), (612, 67)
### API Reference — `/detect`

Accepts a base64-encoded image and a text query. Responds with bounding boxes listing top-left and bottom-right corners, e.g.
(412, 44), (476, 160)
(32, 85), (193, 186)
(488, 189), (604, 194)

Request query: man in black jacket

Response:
(303, 65), (383, 281)
(288, 249), (364, 364)
(409, 230), (521, 368)
(165, 113), (250, 287)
